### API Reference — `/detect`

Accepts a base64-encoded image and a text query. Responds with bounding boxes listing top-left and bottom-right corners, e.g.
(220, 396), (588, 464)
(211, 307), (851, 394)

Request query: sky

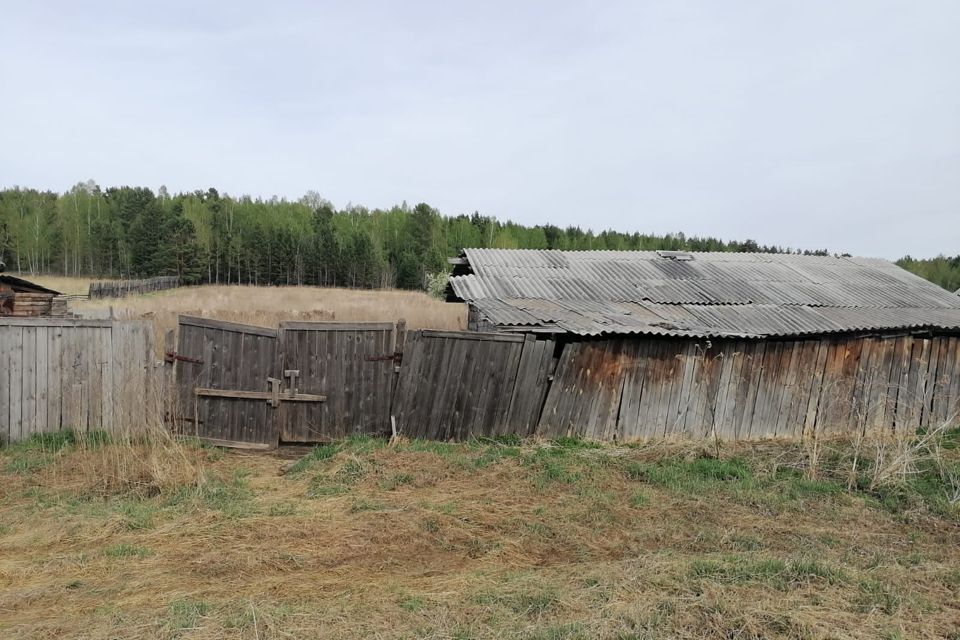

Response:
(0, 1), (957, 260)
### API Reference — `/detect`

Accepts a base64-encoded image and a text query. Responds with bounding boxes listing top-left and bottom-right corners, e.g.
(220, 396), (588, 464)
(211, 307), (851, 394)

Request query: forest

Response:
(0, 182), (956, 293)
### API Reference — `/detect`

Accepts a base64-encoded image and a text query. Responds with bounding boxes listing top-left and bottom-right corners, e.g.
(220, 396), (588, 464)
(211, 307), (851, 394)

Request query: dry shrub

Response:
(43, 426), (205, 499)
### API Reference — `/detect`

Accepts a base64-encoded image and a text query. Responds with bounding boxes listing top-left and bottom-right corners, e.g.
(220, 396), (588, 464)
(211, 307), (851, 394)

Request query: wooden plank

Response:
(196, 388), (326, 401)
(195, 437), (274, 451)
(710, 342), (737, 440)
(671, 342), (698, 435)
(0, 318), (113, 328)
(536, 341), (582, 438)
(771, 341), (799, 437)
(393, 331), (424, 437)
(0, 327), (11, 442)
(280, 321), (395, 332)
(615, 341), (645, 441)
(729, 342), (757, 440)
(430, 336), (469, 439)
(99, 325), (113, 433)
(178, 315), (278, 338)
(88, 327), (104, 431)
(632, 340), (663, 440)
(857, 337), (880, 433)
(895, 337), (926, 432)
(35, 326), (48, 433)
(738, 342), (767, 440)
(944, 337), (960, 426)
(465, 337), (505, 438)
(21, 326), (37, 440)
(8, 326), (23, 441)
(920, 337), (941, 428)
(419, 329), (525, 343)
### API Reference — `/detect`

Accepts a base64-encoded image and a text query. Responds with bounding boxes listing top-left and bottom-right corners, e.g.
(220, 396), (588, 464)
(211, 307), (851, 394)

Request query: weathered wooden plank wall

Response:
(537, 334), (960, 441)
(174, 316), (279, 448)
(392, 330), (556, 440)
(0, 318), (159, 443)
(278, 321), (397, 441)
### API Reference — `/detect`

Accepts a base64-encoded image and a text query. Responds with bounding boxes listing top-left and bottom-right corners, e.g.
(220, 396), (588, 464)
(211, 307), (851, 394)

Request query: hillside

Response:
(1, 434), (958, 639)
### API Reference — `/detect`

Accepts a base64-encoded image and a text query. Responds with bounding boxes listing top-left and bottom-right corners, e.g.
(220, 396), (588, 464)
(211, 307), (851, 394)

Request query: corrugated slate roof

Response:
(450, 249), (960, 338)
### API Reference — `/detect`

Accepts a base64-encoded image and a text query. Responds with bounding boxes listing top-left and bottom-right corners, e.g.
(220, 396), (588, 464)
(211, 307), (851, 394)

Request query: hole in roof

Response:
(657, 250), (694, 261)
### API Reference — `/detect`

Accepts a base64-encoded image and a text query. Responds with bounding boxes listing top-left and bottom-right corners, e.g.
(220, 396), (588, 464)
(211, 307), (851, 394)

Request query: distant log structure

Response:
(0, 274), (62, 318)
(89, 276), (180, 299)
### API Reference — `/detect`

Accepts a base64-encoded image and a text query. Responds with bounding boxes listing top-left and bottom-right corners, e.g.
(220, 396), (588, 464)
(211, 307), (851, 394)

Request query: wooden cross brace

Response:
(196, 373), (326, 408)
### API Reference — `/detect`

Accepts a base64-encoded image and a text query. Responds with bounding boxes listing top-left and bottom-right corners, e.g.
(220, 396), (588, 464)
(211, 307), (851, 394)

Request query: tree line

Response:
(1, 181), (952, 293)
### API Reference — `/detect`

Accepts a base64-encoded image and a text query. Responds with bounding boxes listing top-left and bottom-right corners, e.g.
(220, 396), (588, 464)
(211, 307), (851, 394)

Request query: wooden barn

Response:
(443, 249), (960, 441)
(0, 271), (62, 318)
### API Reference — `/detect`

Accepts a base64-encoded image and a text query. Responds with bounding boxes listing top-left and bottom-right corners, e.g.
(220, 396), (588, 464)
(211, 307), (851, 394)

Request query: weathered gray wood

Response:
(419, 329), (525, 342)
(179, 315), (278, 338)
(175, 316), (279, 448)
(0, 318), (113, 327)
(196, 388), (326, 402)
(0, 326), (11, 443)
(280, 321), (395, 331)
(9, 326), (24, 441)
(278, 322), (394, 441)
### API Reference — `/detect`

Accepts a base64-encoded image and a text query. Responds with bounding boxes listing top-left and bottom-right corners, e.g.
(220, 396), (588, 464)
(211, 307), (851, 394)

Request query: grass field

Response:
(25, 275), (467, 338)
(1, 433), (959, 639)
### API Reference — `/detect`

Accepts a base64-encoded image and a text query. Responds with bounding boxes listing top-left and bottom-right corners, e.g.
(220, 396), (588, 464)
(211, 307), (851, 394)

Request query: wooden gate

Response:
(392, 331), (556, 440)
(174, 316), (291, 449)
(279, 322), (398, 442)
(174, 317), (398, 448)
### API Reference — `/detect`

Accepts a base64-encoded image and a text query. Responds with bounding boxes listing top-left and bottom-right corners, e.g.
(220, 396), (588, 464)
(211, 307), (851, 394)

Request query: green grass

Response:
(117, 499), (159, 530)
(166, 471), (255, 518)
(552, 436), (602, 450)
(625, 457), (753, 492)
(267, 502), (298, 517)
(286, 443), (342, 474)
(349, 498), (386, 513)
(474, 586), (561, 616)
(523, 447), (590, 487)
(855, 579), (903, 615)
(397, 593), (425, 612)
(619, 449), (960, 519)
(689, 556), (847, 590)
(526, 623), (587, 640)
(1, 430), (115, 475)
(629, 490), (649, 508)
(473, 444), (522, 468)
(103, 543), (151, 558)
(166, 598), (211, 634)
(379, 472), (414, 491)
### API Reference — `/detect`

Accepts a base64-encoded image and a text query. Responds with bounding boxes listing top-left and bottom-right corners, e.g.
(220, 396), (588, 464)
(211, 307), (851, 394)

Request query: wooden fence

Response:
(0, 319), (160, 443)
(4, 316), (960, 446)
(89, 276), (180, 299)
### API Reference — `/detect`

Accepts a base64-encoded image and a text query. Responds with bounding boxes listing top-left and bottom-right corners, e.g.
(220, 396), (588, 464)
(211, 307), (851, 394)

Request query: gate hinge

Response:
(364, 352), (402, 363)
(165, 351), (204, 365)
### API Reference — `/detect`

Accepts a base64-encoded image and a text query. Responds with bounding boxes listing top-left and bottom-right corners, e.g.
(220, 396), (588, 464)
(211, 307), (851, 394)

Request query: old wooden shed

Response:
(445, 249), (960, 441)
(0, 271), (62, 318)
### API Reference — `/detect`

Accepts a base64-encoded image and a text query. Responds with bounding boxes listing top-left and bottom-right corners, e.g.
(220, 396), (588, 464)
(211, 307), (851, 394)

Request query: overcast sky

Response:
(1, 1), (957, 259)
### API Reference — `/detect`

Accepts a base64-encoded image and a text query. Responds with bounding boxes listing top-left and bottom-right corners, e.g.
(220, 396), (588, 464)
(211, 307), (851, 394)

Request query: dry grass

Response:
(31, 276), (466, 346)
(22, 274), (95, 296)
(2, 435), (959, 639)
